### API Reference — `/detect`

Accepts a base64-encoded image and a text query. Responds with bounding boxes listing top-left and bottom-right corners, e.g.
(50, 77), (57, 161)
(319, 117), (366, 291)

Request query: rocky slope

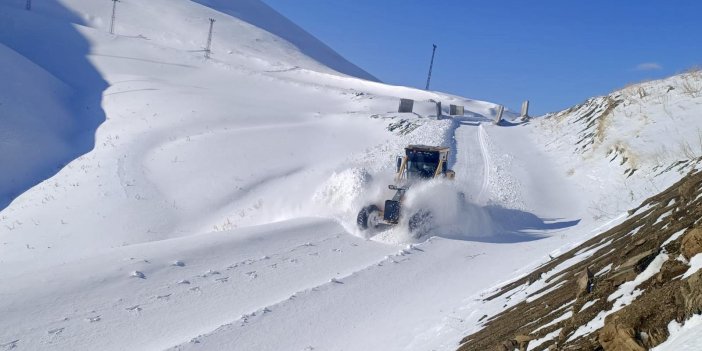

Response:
(458, 158), (702, 351)
(457, 71), (702, 351)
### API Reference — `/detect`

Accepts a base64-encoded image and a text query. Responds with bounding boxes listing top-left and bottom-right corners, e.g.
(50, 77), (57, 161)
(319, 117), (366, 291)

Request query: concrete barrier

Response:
(494, 105), (505, 124)
(398, 98), (414, 113)
(520, 100), (530, 119)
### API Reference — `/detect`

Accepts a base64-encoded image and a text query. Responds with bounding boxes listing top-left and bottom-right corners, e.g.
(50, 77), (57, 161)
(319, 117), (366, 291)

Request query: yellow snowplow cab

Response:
(395, 145), (455, 182)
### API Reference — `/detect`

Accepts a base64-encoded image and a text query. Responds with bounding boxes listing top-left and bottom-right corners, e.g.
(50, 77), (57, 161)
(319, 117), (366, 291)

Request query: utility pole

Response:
(109, 0), (118, 35)
(425, 44), (437, 90)
(205, 18), (215, 59)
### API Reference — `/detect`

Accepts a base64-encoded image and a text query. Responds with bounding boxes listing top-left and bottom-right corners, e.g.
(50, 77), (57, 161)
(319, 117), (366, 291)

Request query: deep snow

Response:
(2, 0), (702, 350)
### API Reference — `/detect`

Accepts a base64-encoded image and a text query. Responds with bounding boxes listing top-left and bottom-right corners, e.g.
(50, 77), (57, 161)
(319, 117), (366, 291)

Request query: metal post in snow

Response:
(109, 0), (118, 35)
(425, 44), (437, 90)
(205, 18), (215, 59)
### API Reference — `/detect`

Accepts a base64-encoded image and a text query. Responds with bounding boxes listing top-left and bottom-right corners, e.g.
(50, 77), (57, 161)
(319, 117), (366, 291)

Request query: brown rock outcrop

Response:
(598, 320), (645, 351)
(681, 227), (702, 259)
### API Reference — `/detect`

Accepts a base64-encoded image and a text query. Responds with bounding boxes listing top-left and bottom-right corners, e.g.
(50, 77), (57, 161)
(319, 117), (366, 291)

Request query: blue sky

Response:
(263, 0), (702, 115)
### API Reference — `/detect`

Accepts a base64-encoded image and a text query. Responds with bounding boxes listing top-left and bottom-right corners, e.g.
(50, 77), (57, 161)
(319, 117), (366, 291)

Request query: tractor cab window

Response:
(406, 150), (439, 179)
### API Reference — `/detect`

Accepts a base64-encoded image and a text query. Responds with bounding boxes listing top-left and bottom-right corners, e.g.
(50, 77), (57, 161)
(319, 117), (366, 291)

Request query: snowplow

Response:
(357, 145), (455, 235)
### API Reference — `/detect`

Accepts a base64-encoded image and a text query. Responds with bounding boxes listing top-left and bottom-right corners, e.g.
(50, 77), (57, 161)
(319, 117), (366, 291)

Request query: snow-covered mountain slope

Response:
(0, 0), (376, 212)
(454, 72), (702, 350)
(2, 0), (702, 350)
(0, 1), (508, 350)
(533, 70), (702, 219)
(0, 2), (107, 210)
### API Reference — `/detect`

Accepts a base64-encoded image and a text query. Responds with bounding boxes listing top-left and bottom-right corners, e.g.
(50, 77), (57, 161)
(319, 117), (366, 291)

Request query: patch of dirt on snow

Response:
(458, 169), (702, 351)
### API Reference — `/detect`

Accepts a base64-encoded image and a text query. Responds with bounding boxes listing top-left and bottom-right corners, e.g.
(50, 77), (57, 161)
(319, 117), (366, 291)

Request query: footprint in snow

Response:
(0, 339), (19, 350)
(172, 260), (185, 267)
(47, 327), (65, 336)
(126, 305), (142, 312)
(200, 270), (220, 277)
(245, 271), (258, 279)
(177, 279), (190, 285)
(131, 271), (146, 279)
(215, 277), (228, 283)
(155, 294), (172, 300)
(85, 316), (101, 323)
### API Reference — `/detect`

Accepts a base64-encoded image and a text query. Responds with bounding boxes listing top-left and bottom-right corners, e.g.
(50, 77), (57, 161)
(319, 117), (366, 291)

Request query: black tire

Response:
(357, 205), (380, 230)
(408, 210), (433, 237)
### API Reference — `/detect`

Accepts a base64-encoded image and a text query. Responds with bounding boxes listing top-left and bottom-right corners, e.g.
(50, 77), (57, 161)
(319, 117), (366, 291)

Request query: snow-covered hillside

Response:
(2, 0), (702, 350)
(533, 70), (702, 218)
(456, 72), (702, 350)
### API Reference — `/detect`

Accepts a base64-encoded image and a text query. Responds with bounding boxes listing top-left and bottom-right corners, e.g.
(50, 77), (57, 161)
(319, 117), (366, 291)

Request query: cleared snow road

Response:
(165, 118), (585, 351)
(451, 119), (491, 204)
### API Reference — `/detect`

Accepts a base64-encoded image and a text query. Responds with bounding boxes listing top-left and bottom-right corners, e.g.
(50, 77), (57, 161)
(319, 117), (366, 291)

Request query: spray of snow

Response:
(403, 180), (494, 240)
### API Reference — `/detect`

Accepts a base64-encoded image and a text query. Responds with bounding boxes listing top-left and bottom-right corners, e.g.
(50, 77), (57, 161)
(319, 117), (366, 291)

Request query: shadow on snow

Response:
(435, 205), (580, 244)
(0, 2), (108, 211)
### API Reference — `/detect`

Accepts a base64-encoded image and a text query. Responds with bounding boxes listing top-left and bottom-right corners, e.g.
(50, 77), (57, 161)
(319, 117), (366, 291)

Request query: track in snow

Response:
(451, 117), (492, 204)
(476, 123), (492, 203)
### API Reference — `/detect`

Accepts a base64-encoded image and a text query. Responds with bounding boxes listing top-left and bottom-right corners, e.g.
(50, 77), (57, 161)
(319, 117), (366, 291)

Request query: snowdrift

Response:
(6, 0), (701, 350)
(0, 1), (509, 350)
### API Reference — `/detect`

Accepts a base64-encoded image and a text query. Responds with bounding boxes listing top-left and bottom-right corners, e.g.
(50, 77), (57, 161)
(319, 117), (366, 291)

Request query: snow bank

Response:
(652, 314), (702, 351)
(192, 0), (377, 80)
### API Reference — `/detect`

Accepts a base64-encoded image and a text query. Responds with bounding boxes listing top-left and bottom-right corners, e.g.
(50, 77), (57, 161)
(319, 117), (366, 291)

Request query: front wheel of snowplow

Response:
(408, 210), (433, 238)
(357, 205), (381, 230)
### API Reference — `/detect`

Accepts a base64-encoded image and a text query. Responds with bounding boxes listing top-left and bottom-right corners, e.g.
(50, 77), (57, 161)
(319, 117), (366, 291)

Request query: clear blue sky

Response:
(263, 0), (702, 115)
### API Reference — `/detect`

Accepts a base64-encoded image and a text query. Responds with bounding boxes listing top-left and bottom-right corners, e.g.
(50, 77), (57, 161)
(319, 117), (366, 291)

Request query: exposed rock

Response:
(681, 269), (702, 317)
(678, 174), (699, 202)
(605, 250), (659, 289)
(632, 238), (646, 247)
(514, 334), (534, 351)
(681, 227), (702, 259)
(495, 339), (518, 351)
(576, 267), (594, 298)
(635, 250), (659, 273)
(655, 259), (688, 284)
(495, 335), (533, 351)
(598, 320), (645, 351)
(606, 269), (637, 288)
(527, 272), (542, 285)
(457, 170), (702, 351)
